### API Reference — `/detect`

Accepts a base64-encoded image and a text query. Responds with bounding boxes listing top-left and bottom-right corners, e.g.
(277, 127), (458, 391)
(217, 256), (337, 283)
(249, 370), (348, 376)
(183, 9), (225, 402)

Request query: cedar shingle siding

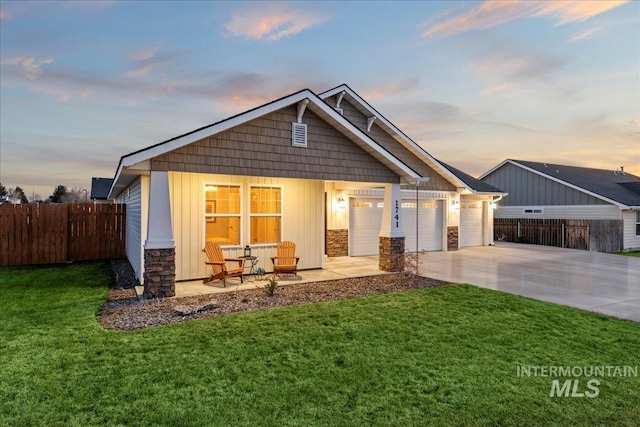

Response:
(152, 106), (400, 183)
(340, 99), (455, 191)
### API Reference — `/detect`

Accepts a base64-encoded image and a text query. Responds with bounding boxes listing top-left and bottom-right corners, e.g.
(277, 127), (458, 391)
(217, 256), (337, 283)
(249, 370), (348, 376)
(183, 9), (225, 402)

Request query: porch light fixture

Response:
(337, 195), (347, 210)
(451, 199), (460, 210)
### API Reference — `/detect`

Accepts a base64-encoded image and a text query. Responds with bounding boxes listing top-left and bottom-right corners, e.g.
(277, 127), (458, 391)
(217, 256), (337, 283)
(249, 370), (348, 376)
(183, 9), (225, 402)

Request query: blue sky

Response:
(1, 0), (638, 199)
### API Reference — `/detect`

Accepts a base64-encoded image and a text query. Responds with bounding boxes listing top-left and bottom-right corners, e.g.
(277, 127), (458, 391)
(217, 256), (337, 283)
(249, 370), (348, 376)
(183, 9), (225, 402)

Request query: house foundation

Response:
(379, 236), (405, 271)
(143, 248), (176, 298)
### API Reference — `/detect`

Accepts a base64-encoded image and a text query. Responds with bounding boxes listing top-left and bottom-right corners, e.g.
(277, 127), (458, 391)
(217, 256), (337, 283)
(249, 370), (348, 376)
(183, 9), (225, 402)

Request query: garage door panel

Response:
(460, 201), (483, 247)
(349, 198), (382, 256)
(349, 197), (443, 256)
(403, 200), (442, 251)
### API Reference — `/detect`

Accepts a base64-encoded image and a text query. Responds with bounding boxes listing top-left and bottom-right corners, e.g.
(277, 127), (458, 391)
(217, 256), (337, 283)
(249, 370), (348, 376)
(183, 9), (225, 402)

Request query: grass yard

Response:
(615, 251), (640, 258)
(1, 262), (639, 426)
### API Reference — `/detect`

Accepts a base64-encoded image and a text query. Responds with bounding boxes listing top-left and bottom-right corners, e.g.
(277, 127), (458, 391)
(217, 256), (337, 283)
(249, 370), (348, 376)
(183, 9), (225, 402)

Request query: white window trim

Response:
(249, 184), (284, 245)
(203, 182), (243, 248)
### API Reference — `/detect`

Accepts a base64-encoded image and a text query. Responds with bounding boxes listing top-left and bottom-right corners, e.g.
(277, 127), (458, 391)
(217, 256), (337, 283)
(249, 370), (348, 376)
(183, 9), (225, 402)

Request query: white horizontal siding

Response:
(622, 210), (640, 250)
(493, 205), (621, 220)
(169, 172), (323, 281)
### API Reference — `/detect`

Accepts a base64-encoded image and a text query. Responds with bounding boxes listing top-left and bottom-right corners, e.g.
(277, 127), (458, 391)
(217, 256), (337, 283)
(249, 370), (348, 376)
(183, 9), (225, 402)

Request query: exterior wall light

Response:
(337, 195), (347, 210)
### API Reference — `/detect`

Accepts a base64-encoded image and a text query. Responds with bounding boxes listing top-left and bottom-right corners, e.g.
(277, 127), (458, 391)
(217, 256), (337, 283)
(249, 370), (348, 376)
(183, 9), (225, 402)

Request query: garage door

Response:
(349, 198), (383, 256)
(403, 200), (443, 252)
(460, 201), (483, 247)
(349, 197), (443, 256)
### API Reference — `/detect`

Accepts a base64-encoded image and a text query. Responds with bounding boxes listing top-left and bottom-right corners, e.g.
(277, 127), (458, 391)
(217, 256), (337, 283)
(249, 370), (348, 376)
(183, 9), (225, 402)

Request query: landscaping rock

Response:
(98, 274), (451, 331)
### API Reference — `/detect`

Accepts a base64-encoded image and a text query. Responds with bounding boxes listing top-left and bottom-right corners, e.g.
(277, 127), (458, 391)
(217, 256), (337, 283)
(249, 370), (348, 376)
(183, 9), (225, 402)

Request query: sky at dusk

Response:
(1, 0), (638, 200)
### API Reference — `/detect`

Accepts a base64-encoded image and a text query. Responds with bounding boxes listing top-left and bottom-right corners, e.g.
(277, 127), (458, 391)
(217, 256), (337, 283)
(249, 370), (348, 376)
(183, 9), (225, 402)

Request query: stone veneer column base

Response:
(144, 248), (176, 298)
(447, 226), (459, 251)
(379, 236), (405, 272)
(326, 229), (349, 257)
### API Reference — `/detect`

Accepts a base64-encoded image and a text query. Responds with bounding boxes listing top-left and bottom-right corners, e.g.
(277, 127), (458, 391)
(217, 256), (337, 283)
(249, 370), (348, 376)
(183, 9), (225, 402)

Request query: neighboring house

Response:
(89, 177), (114, 203)
(480, 159), (640, 252)
(107, 84), (504, 297)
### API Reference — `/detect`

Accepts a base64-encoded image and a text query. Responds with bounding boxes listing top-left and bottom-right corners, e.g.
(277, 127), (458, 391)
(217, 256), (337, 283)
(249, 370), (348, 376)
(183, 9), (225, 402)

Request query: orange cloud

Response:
(126, 62), (161, 77)
(570, 27), (601, 42)
(422, 0), (628, 38)
(225, 5), (330, 41)
(532, 1), (627, 25)
(1, 55), (53, 79)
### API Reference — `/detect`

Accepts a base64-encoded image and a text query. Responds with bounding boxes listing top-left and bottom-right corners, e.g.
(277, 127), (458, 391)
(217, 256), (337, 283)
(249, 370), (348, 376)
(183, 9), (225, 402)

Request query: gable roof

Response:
(90, 177), (113, 200)
(319, 84), (466, 189)
(109, 88), (425, 197)
(108, 83), (504, 198)
(438, 161), (505, 194)
(481, 159), (640, 208)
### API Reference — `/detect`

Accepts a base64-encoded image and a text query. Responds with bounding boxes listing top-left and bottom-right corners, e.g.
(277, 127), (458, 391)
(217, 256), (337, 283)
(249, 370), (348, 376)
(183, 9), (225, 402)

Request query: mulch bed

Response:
(99, 260), (451, 331)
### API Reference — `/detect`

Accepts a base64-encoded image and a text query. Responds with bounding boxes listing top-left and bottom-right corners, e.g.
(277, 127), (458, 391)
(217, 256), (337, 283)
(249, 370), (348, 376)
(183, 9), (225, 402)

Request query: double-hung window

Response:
(636, 211), (640, 236)
(205, 184), (240, 245)
(250, 186), (281, 244)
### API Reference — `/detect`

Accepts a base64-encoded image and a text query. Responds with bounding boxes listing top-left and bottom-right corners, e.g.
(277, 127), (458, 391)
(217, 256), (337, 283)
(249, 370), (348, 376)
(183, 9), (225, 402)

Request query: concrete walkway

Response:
(419, 243), (640, 322)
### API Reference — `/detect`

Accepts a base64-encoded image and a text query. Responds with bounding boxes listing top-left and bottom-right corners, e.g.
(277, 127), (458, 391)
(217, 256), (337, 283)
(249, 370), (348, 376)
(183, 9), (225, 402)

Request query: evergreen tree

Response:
(49, 185), (68, 203)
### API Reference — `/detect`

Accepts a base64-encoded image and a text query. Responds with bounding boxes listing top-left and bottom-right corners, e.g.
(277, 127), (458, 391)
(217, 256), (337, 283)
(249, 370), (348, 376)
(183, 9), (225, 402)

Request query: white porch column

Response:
(379, 183), (404, 238)
(483, 200), (493, 245)
(379, 183), (405, 271)
(145, 171), (175, 249)
(143, 171), (176, 298)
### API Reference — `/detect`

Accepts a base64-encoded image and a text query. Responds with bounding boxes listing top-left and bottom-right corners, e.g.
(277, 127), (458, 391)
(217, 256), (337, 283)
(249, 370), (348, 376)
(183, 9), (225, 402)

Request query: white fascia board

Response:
(507, 160), (629, 209)
(110, 88), (419, 196)
(320, 85), (465, 188)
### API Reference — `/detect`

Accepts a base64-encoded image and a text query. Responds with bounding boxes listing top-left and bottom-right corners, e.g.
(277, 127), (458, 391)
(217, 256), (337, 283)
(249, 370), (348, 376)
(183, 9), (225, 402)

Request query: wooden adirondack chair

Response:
(203, 242), (244, 287)
(270, 241), (300, 278)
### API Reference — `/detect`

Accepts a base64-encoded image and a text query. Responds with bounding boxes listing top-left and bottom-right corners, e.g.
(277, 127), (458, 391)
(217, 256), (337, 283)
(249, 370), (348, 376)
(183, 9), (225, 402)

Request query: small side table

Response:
(239, 256), (258, 278)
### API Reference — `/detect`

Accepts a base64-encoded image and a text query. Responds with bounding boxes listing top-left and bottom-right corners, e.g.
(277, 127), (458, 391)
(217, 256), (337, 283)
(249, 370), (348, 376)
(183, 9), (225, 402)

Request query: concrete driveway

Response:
(419, 243), (640, 322)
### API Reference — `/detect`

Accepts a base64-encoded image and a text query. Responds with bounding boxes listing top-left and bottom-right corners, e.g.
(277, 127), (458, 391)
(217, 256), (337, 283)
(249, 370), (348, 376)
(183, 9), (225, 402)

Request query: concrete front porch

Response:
(170, 256), (384, 298)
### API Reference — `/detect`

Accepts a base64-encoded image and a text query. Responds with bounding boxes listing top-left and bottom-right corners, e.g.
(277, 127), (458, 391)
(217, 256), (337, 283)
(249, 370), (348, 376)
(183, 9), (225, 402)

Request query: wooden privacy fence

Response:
(0, 203), (126, 266)
(494, 218), (622, 253)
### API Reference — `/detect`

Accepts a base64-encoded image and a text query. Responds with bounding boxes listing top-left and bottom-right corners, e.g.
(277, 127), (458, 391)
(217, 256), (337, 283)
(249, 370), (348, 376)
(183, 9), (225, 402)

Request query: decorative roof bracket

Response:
(297, 98), (309, 123)
(336, 91), (345, 109)
(367, 115), (377, 132)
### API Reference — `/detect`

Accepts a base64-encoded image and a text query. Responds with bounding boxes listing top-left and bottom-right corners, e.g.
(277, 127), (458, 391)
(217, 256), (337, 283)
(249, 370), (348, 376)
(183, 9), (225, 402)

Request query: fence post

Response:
(517, 221), (520, 238)
(562, 223), (565, 248)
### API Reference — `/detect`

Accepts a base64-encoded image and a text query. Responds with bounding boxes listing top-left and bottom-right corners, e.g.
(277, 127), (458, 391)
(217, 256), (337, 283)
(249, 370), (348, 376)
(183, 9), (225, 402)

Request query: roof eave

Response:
(319, 84), (466, 189)
(108, 88), (421, 195)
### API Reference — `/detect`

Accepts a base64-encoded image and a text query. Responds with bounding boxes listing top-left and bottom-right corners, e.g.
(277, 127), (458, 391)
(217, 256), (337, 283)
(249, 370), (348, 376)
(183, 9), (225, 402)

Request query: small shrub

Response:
(263, 276), (278, 296)
(516, 235), (530, 244)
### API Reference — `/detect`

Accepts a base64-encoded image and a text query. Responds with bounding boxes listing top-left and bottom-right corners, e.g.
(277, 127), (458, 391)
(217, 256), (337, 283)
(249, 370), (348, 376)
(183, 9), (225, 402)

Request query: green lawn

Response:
(615, 251), (640, 258)
(1, 262), (638, 426)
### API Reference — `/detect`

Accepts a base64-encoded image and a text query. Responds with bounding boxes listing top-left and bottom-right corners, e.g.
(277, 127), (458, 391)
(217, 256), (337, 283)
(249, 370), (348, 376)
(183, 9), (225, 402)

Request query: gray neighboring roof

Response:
(485, 160), (640, 207)
(90, 177), (113, 200)
(438, 160), (505, 193)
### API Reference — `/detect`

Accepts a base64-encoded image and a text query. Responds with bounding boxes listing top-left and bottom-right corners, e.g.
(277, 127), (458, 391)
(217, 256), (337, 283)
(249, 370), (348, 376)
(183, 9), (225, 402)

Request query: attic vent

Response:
(291, 122), (307, 147)
(335, 107), (344, 115)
